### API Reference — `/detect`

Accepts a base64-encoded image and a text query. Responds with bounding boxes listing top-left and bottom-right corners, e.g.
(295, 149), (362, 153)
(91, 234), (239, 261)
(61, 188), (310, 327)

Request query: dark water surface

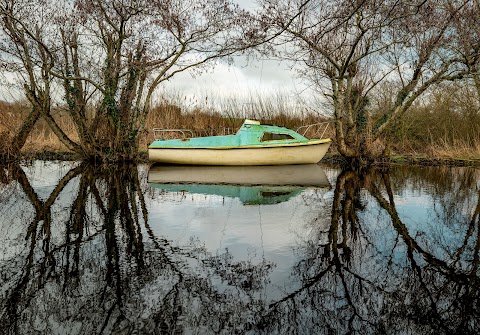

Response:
(0, 161), (479, 334)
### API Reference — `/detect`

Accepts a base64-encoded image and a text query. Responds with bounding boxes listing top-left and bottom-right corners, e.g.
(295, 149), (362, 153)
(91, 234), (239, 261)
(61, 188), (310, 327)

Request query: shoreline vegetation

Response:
(2, 87), (479, 167)
(1, 1), (479, 166)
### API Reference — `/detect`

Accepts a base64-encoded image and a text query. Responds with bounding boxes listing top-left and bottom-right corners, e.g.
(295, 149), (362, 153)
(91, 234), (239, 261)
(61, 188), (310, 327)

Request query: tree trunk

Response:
(10, 106), (42, 153)
(0, 106), (41, 161)
(39, 109), (84, 155)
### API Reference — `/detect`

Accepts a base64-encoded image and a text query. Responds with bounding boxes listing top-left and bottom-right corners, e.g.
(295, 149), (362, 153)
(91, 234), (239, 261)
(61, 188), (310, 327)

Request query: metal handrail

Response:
(152, 127), (237, 140)
(193, 128), (237, 137)
(153, 122), (335, 141)
(296, 121), (335, 139)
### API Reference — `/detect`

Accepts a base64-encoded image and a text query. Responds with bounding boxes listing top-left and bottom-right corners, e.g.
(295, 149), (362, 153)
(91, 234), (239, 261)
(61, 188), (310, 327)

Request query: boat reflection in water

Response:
(2, 162), (480, 334)
(148, 164), (330, 205)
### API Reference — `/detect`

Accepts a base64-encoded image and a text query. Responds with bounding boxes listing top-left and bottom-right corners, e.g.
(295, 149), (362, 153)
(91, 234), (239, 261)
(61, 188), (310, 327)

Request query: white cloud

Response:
(161, 56), (308, 104)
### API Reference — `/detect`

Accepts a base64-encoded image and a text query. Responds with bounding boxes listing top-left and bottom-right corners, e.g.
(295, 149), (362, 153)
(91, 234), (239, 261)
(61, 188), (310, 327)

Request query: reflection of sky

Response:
(147, 188), (325, 299)
(359, 185), (479, 276)
(397, 189), (476, 261)
(145, 163), (480, 299)
(1, 162), (479, 304)
(21, 161), (79, 200)
(0, 161), (82, 261)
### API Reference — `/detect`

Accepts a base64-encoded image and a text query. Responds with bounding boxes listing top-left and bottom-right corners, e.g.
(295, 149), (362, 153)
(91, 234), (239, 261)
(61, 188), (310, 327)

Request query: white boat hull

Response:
(148, 140), (331, 165)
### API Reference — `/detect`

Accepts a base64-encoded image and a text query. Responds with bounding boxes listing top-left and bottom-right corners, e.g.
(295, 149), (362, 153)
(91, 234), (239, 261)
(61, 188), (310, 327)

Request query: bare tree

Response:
(0, 0), (58, 160)
(257, 0), (472, 165)
(452, 0), (480, 103)
(0, 0), (258, 161)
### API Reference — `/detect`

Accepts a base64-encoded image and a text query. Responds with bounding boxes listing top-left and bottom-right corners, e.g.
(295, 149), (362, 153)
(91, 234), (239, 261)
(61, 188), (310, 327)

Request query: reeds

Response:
(383, 83), (480, 159)
(1, 83), (479, 161)
(0, 100), (29, 157)
(139, 92), (331, 148)
(0, 100), (80, 156)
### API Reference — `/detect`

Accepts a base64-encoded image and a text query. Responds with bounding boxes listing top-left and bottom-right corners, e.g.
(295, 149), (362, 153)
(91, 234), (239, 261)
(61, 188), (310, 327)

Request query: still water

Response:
(0, 161), (479, 334)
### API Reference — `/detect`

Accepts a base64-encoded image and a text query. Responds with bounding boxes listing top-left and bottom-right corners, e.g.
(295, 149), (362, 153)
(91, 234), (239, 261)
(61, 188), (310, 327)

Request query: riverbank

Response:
(11, 150), (480, 167)
(2, 91), (480, 167)
(322, 153), (480, 167)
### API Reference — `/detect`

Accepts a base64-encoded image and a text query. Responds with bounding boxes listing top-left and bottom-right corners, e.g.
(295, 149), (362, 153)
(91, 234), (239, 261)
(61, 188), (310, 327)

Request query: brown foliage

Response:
(381, 83), (480, 158)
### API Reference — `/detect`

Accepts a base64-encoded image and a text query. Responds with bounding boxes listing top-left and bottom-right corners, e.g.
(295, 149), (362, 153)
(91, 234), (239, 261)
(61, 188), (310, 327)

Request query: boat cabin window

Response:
(261, 132), (295, 141)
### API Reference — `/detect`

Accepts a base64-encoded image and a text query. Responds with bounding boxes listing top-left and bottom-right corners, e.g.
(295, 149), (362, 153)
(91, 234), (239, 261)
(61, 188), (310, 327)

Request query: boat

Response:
(148, 119), (331, 165)
(147, 164), (330, 205)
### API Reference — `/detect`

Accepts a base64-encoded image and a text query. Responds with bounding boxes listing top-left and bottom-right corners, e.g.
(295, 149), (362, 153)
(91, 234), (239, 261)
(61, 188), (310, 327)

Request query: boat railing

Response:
(296, 121), (335, 139)
(192, 127), (237, 137)
(153, 127), (237, 140)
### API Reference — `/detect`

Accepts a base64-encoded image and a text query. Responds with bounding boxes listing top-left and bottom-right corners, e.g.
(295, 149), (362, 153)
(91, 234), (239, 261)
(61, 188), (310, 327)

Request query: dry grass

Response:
(425, 140), (480, 160)
(0, 100), (80, 154)
(139, 94), (332, 149)
(1, 84), (479, 161)
(0, 101), (31, 156)
(0, 100), (26, 132)
(378, 83), (480, 160)
(22, 109), (79, 153)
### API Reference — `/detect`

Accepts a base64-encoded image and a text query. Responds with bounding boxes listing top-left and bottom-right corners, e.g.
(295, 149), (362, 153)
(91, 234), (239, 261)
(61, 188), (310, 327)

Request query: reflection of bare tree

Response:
(460, 190), (480, 273)
(260, 167), (480, 334)
(1, 163), (479, 334)
(389, 166), (480, 228)
(0, 163), (272, 334)
(366, 171), (480, 333)
(1, 162), (85, 334)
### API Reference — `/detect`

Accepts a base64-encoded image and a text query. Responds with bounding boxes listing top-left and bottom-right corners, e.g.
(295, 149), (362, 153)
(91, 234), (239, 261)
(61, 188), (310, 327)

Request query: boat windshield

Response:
(261, 132), (295, 141)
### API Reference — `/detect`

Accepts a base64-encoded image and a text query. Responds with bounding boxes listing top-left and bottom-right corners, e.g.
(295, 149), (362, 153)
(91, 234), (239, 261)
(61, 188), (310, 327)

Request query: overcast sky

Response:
(162, 55), (306, 102)
(161, 0), (309, 107)
(0, 0), (310, 108)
